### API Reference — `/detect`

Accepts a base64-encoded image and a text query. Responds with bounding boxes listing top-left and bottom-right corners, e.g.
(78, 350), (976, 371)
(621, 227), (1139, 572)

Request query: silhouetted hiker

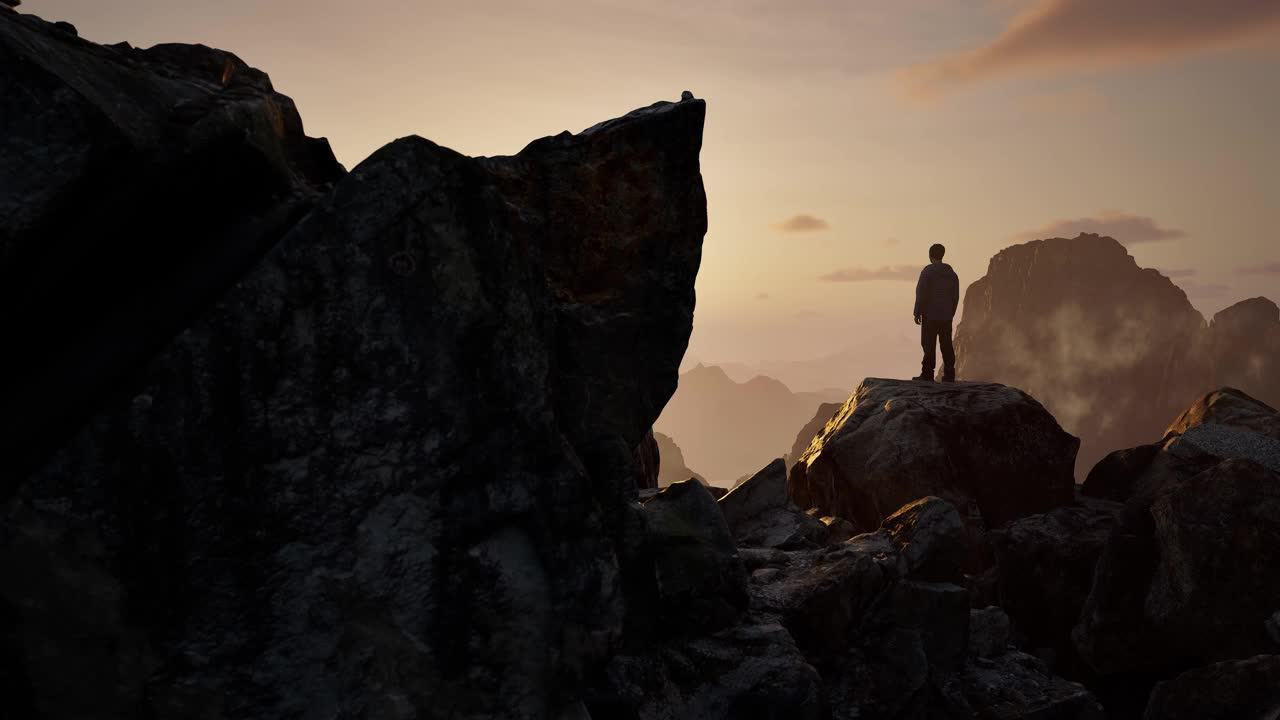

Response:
(913, 243), (960, 382)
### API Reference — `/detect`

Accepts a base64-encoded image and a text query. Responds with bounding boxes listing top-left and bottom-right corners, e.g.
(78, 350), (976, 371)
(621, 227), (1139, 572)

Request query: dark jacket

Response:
(914, 262), (959, 321)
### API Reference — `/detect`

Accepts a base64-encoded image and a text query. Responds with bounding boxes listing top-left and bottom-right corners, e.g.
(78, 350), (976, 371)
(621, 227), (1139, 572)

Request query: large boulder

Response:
(0, 10), (346, 483)
(0, 14), (709, 715)
(640, 479), (749, 636)
(788, 378), (1078, 531)
(989, 497), (1122, 674)
(1082, 387), (1280, 502)
(718, 459), (827, 550)
(585, 615), (826, 720)
(1075, 459), (1280, 677)
(955, 234), (1280, 474)
(1143, 655), (1280, 720)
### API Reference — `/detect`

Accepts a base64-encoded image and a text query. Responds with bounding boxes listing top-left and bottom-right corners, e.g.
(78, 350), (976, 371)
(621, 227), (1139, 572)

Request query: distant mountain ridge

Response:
(655, 364), (847, 486)
(956, 233), (1279, 474)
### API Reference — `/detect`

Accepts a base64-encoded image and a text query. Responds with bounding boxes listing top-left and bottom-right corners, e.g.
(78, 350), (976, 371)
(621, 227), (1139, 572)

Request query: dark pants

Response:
(921, 318), (955, 379)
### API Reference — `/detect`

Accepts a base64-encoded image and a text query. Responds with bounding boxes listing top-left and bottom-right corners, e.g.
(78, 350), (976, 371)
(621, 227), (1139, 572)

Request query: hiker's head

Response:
(929, 243), (946, 262)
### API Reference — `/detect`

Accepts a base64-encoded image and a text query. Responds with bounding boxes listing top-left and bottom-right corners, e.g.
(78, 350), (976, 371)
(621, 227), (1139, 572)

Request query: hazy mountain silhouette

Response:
(653, 431), (706, 487)
(655, 364), (847, 485)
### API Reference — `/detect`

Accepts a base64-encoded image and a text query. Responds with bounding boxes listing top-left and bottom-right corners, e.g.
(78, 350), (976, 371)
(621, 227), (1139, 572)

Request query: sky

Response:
(29, 0), (1280, 376)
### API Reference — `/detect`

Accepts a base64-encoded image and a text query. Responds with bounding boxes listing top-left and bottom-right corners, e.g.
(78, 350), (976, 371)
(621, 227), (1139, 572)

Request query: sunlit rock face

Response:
(954, 234), (1209, 476)
(788, 378), (1078, 532)
(956, 234), (1280, 477)
(1, 10), (707, 717)
(0, 10), (346, 483)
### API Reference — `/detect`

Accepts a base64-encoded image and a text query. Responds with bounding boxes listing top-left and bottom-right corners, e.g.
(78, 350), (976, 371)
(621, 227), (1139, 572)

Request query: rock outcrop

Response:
(1, 11), (709, 717)
(633, 430), (660, 490)
(1143, 655), (1280, 720)
(718, 459), (827, 550)
(956, 234), (1280, 474)
(988, 497), (1122, 675)
(789, 378), (1078, 531)
(788, 401), (841, 467)
(0, 9), (346, 484)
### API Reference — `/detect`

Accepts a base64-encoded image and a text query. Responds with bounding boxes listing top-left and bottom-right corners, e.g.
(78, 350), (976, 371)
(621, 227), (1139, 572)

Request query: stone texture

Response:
(788, 378), (1078, 531)
(941, 652), (1105, 720)
(1144, 655), (1280, 720)
(955, 234), (1279, 474)
(719, 459), (827, 550)
(633, 430), (660, 491)
(881, 496), (966, 583)
(641, 479), (749, 636)
(970, 607), (1013, 659)
(0, 16), (709, 715)
(585, 615), (826, 720)
(989, 497), (1122, 673)
(787, 401), (841, 467)
(0, 9), (346, 484)
(1075, 459), (1280, 677)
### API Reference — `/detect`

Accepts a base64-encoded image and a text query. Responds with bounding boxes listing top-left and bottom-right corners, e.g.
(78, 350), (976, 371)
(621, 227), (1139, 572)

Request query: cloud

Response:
(899, 0), (1280, 97)
(755, 292), (771, 300)
(775, 214), (829, 232)
(885, 237), (901, 246)
(1157, 268), (1197, 279)
(820, 265), (919, 282)
(1011, 211), (1186, 245)
(1236, 262), (1280, 275)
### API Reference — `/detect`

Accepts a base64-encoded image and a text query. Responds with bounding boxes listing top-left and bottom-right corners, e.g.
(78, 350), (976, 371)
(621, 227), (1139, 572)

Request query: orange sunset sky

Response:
(32, 0), (1280, 378)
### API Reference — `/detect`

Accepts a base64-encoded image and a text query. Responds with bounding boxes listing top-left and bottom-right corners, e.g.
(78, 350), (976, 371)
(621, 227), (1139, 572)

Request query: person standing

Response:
(913, 243), (960, 382)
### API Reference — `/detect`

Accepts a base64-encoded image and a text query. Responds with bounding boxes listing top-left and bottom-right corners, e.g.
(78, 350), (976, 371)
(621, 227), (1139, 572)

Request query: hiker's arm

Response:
(914, 268), (927, 323)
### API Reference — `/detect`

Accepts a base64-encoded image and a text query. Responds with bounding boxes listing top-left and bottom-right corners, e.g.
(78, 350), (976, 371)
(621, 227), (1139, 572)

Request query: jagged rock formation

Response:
(655, 364), (845, 485)
(1, 10), (708, 717)
(652, 430), (705, 486)
(789, 378), (1078, 531)
(955, 234), (1280, 474)
(1143, 655), (1280, 720)
(988, 497), (1122, 676)
(633, 431), (660, 490)
(718, 459), (827, 550)
(788, 401), (841, 467)
(1067, 388), (1280, 715)
(0, 9), (346, 483)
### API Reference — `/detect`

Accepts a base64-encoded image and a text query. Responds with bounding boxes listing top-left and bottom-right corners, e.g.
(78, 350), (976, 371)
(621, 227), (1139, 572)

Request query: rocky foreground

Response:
(4, 7), (1279, 720)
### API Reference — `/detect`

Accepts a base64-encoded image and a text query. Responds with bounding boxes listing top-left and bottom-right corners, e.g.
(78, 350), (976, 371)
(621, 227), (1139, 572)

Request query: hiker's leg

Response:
(939, 321), (956, 379)
(921, 321), (937, 377)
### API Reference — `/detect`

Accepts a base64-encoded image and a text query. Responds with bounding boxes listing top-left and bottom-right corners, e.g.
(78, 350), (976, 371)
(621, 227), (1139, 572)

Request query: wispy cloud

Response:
(1012, 211), (1186, 245)
(885, 237), (901, 246)
(775, 214), (829, 232)
(899, 0), (1280, 97)
(1236, 262), (1280, 275)
(820, 265), (919, 282)
(755, 292), (771, 300)
(1180, 280), (1231, 299)
(1158, 268), (1197, 279)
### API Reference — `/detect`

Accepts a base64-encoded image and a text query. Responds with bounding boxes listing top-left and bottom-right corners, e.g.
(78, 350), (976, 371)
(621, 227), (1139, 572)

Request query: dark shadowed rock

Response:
(787, 401), (841, 467)
(1, 19), (709, 712)
(1204, 298), (1280, 411)
(969, 607), (1013, 659)
(586, 615), (826, 720)
(1144, 655), (1280, 720)
(1075, 459), (1280, 678)
(633, 430), (660, 491)
(719, 459), (827, 550)
(642, 480), (749, 635)
(881, 496), (966, 583)
(941, 652), (1105, 720)
(989, 497), (1122, 672)
(789, 378), (1078, 531)
(0, 11), (346, 484)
